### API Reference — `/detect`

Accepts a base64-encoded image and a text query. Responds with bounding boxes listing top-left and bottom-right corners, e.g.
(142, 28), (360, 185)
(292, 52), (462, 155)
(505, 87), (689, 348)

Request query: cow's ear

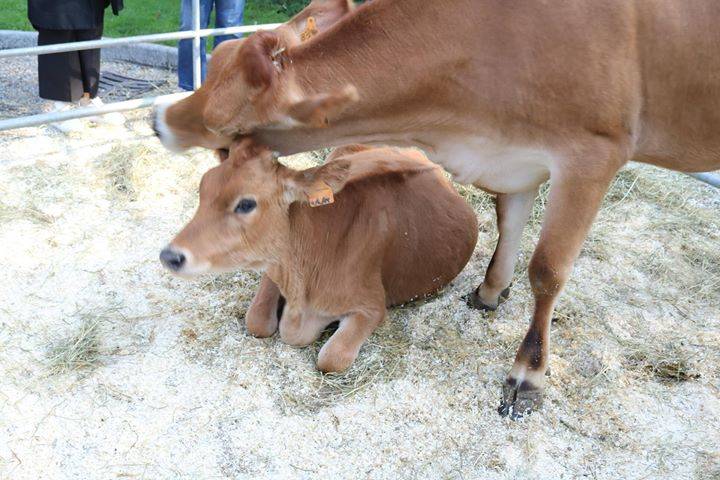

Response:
(238, 30), (285, 89)
(203, 31), (286, 135)
(286, 85), (359, 127)
(288, 0), (355, 41)
(281, 159), (352, 205)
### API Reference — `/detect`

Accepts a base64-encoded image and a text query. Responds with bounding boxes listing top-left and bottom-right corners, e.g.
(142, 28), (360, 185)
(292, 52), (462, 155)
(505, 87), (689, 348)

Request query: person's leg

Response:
(36, 29), (88, 133)
(75, 21), (125, 124)
(76, 24), (103, 98)
(178, 0), (213, 90)
(37, 29), (83, 102)
(213, 0), (245, 48)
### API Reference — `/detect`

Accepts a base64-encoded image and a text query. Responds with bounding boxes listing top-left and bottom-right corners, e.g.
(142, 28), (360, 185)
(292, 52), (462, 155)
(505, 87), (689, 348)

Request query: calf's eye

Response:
(235, 198), (257, 214)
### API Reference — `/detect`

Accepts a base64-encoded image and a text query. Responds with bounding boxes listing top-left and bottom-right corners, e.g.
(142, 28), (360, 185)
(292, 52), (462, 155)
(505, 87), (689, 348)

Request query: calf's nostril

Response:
(160, 248), (186, 271)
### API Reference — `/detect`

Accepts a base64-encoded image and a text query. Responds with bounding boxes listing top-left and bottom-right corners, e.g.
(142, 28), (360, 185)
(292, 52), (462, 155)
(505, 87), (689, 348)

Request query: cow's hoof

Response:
(466, 285), (511, 311)
(498, 378), (543, 420)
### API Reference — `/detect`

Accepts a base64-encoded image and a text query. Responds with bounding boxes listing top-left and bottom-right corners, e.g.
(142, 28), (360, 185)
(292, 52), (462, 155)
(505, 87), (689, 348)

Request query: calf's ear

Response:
(282, 159), (352, 204)
(227, 138), (276, 167)
(286, 85), (359, 127)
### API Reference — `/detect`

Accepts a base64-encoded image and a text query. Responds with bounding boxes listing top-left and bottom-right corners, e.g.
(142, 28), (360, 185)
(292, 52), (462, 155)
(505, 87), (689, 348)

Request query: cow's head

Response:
(159, 139), (353, 276)
(153, 0), (358, 154)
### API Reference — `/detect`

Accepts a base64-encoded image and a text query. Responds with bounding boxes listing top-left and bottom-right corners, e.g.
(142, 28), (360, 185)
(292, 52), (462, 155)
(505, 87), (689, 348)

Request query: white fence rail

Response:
(0, 25), (280, 59)
(0, 92), (192, 131)
(0, 2), (718, 189)
(687, 172), (720, 188)
(0, 0), (279, 131)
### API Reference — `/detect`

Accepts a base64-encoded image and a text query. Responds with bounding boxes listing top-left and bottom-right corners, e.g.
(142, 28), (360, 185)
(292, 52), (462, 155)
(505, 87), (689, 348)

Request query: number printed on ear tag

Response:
(300, 16), (319, 42)
(307, 180), (334, 207)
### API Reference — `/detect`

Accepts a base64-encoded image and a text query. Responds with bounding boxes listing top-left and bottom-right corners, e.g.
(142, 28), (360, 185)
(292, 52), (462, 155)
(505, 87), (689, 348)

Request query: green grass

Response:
(0, 0), (298, 50)
(0, 0), (29, 31)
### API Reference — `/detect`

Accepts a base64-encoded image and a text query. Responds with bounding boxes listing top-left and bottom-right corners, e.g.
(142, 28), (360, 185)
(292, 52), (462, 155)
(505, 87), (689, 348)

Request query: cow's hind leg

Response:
(499, 141), (625, 419)
(245, 274), (283, 337)
(468, 189), (536, 310)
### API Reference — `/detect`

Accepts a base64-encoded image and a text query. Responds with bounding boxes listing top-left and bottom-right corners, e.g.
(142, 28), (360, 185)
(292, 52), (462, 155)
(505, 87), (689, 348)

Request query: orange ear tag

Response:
(307, 180), (334, 207)
(300, 16), (319, 42)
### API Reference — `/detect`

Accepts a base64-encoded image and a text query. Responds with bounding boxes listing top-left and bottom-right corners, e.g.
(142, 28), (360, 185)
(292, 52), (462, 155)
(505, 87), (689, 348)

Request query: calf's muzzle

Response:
(160, 247), (186, 272)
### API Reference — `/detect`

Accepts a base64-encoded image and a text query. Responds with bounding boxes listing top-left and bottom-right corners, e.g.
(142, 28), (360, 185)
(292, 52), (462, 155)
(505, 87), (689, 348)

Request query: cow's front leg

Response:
(469, 189), (537, 310)
(245, 274), (283, 337)
(317, 304), (385, 373)
(499, 146), (623, 419)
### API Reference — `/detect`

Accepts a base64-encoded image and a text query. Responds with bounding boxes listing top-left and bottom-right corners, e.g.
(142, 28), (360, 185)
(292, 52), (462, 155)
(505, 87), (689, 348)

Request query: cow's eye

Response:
(234, 198), (257, 214)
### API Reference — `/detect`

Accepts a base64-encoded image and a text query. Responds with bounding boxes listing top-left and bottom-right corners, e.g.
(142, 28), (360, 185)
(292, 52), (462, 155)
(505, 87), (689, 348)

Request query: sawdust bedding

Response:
(1, 59), (719, 480)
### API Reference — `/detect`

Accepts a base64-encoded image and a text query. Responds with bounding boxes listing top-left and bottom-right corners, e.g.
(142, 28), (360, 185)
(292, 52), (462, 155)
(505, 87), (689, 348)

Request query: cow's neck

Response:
(254, 0), (460, 155)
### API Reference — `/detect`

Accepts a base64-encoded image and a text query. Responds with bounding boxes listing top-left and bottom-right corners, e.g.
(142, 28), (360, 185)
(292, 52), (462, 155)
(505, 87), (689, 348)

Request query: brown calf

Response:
(160, 142), (478, 372)
(154, 0), (720, 418)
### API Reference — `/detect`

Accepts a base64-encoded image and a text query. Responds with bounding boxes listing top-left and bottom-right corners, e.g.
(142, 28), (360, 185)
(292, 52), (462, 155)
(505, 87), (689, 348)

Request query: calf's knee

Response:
(317, 342), (357, 373)
(279, 313), (322, 347)
(245, 311), (278, 338)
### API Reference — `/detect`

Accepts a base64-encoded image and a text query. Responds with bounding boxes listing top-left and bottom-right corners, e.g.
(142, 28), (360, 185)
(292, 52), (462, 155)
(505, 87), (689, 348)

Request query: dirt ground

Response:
(1, 59), (719, 479)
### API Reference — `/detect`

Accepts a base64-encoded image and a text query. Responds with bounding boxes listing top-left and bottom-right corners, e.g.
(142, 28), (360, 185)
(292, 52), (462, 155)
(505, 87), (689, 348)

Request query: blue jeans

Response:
(178, 0), (245, 91)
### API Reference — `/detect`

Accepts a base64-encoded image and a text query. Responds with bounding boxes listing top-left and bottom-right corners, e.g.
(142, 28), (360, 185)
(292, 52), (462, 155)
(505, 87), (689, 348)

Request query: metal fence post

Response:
(192, 0), (202, 90)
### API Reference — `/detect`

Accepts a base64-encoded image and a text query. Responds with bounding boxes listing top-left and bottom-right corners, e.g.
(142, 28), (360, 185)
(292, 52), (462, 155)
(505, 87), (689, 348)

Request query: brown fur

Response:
(164, 142), (478, 372)
(155, 0), (720, 416)
(157, 0), (356, 152)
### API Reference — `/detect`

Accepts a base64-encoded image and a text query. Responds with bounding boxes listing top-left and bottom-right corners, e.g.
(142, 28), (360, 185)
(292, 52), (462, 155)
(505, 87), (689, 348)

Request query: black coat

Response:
(28, 0), (123, 30)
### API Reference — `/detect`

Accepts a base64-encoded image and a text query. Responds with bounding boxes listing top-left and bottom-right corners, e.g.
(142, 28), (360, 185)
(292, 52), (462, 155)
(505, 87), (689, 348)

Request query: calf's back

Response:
(286, 148), (478, 307)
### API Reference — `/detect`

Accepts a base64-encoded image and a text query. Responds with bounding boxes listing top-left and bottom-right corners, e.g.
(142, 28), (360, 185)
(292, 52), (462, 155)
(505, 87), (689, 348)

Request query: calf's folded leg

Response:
(279, 308), (334, 347)
(317, 304), (385, 373)
(245, 274), (282, 337)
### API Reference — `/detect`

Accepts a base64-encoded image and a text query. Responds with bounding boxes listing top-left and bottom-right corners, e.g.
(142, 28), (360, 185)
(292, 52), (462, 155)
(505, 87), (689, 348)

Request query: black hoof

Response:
(465, 284), (511, 311)
(498, 378), (543, 420)
(500, 285), (511, 300)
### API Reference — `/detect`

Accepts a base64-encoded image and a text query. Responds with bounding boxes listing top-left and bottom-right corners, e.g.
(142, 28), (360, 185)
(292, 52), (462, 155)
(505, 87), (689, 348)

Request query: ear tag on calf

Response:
(300, 17), (319, 42)
(307, 180), (334, 207)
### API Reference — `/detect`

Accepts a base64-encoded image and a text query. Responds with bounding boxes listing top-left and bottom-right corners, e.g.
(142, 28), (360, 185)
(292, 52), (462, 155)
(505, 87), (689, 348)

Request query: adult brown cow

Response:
(153, 0), (720, 418)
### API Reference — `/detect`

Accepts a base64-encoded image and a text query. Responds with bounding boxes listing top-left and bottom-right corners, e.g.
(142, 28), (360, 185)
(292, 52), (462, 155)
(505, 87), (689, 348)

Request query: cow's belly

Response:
(427, 137), (554, 194)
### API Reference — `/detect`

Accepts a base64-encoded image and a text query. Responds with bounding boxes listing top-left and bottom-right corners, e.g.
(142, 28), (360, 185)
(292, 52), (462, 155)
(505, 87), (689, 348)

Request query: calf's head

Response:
(153, 0), (358, 154)
(160, 141), (352, 276)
